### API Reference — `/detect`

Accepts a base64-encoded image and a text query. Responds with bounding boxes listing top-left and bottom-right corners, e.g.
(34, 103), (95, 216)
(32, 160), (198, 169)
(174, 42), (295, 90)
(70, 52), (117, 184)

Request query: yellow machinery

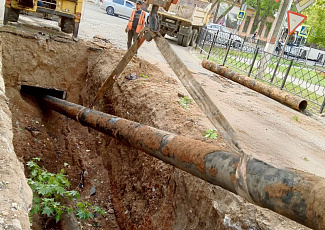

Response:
(3, 0), (83, 38)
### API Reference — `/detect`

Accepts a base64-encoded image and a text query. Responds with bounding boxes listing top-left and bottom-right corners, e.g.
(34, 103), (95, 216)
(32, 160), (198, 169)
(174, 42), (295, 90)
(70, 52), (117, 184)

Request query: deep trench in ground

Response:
(0, 31), (310, 230)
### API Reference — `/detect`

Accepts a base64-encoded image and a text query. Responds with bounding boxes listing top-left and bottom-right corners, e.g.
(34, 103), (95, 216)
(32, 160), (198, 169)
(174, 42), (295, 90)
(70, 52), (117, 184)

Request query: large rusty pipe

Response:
(41, 95), (324, 229)
(202, 60), (308, 111)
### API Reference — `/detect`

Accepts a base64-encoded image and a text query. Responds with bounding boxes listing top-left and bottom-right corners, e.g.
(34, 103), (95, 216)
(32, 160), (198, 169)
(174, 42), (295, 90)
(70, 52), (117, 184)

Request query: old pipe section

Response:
(41, 95), (324, 229)
(202, 60), (308, 111)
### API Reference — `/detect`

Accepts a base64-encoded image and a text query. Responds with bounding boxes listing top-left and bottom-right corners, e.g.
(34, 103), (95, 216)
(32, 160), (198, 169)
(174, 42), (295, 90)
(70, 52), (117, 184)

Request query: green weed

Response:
(202, 129), (218, 139)
(27, 158), (106, 223)
(293, 115), (299, 122)
(141, 74), (149, 78)
(178, 96), (193, 109)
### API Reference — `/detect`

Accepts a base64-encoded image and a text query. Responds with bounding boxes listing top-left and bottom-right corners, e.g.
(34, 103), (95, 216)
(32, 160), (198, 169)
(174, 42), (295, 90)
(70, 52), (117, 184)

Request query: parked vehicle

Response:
(279, 27), (325, 63)
(100, 0), (135, 18)
(156, 0), (212, 47)
(3, 0), (83, 38)
(206, 23), (244, 48)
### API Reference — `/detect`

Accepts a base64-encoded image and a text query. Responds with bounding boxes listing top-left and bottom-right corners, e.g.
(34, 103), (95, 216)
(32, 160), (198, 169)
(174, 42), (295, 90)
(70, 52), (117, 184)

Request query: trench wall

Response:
(0, 41), (33, 230)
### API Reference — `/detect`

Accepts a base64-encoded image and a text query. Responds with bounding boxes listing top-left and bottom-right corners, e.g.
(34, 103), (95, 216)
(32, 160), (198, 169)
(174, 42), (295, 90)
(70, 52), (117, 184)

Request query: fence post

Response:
(223, 39), (232, 66)
(281, 59), (293, 89)
(207, 31), (218, 60)
(320, 97), (325, 114)
(255, 38), (259, 49)
(271, 56), (282, 83)
(248, 47), (259, 77)
(200, 29), (208, 54)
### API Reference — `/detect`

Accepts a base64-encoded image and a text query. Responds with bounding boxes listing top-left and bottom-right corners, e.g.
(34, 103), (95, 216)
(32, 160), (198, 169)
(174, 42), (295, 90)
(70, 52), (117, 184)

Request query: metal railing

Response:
(196, 28), (325, 113)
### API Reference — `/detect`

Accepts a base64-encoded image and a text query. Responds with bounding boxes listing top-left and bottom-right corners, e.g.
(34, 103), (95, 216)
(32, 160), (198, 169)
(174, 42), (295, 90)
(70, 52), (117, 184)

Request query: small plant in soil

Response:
(202, 129), (218, 139)
(27, 158), (106, 223)
(140, 74), (149, 78)
(293, 115), (299, 122)
(178, 96), (193, 109)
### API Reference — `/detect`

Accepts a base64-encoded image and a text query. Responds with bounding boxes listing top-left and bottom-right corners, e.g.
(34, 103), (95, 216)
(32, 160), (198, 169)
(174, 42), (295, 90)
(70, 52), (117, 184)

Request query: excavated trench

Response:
(0, 31), (310, 230)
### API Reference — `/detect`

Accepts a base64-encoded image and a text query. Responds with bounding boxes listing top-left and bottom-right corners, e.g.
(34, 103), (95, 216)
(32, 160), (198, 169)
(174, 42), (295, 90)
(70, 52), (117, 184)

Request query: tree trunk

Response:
(213, 0), (221, 23)
(257, 20), (265, 37)
(211, 0), (219, 9)
(215, 2), (236, 24)
(257, 15), (266, 36)
(249, 0), (261, 34)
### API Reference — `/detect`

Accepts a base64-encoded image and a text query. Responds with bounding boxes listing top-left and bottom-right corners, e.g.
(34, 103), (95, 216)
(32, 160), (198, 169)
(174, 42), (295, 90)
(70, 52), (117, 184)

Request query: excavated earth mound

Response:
(0, 29), (310, 229)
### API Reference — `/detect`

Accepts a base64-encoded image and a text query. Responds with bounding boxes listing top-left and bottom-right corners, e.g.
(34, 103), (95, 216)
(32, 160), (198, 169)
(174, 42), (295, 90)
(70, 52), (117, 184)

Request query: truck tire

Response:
(3, 7), (9, 25)
(61, 17), (74, 33)
(182, 35), (190, 47)
(190, 29), (198, 46)
(106, 6), (114, 15)
(4, 7), (20, 24)
(73, 22), (80, 39)
(177, 34), (184, 46)
(182, 31), (193, 47)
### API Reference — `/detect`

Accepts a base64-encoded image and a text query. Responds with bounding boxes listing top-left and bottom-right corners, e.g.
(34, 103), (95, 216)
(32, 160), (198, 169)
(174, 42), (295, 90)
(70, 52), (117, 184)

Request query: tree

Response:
(210, 0), (242, 24)
(246, 0), (279, 35)
(303, 0), (325, 48)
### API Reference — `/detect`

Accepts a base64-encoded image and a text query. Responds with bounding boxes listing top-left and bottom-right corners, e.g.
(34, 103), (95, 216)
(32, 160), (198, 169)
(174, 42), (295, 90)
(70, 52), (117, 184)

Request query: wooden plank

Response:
(90, 31), (146, 107)
(154, 35), (241, 152)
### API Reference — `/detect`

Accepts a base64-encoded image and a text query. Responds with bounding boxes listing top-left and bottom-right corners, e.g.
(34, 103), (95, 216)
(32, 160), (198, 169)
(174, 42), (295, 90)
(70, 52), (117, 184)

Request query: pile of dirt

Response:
(0, 30), (310, 229)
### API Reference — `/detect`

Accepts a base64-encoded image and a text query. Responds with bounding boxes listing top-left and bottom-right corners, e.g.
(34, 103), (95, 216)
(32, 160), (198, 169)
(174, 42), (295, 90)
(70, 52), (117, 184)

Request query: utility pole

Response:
(234, 2), (247, 34)
(264, 0), (293, 53)
(257, 0), (292, 78)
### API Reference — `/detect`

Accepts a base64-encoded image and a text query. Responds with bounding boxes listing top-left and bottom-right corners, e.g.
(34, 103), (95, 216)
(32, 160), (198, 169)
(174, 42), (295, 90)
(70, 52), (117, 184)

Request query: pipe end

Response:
(20, 85), (67, 100)
(299, 100), (308, 111)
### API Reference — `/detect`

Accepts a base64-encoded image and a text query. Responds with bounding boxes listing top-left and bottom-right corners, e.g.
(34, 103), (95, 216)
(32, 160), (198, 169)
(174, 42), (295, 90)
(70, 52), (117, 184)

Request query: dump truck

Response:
(157, 0), (211, 47)
(3, 0), (83, 38)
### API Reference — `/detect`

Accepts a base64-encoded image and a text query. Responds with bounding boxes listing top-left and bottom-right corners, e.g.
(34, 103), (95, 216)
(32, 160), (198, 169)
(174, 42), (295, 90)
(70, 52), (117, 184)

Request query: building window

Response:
(242, 16), (251, 33)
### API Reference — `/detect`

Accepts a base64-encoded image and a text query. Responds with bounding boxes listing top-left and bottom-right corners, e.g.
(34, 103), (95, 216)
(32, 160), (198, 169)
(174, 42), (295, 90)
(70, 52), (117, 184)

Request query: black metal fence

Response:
(196, 28), (325, 114)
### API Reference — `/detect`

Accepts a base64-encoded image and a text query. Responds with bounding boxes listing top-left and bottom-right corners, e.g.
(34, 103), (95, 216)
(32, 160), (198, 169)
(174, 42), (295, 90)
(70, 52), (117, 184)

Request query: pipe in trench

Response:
(201, 60), (308, 111)
(41, 95), (324, 229)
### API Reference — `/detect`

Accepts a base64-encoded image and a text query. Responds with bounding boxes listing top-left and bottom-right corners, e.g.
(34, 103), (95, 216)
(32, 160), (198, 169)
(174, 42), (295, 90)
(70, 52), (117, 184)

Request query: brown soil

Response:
(1, 29), (311, 230)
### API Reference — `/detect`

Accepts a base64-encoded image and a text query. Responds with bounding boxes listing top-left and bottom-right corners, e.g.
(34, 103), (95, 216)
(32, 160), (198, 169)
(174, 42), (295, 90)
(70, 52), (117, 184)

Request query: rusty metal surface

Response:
(202, 60), (308, 111)
(41, 95), (324, 229)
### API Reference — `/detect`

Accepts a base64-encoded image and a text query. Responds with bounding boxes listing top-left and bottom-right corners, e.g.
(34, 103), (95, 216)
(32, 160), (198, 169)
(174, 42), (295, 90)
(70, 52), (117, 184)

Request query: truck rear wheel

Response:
(73, 22), (80, 39)
(3, 7), (9, 25)
(177, 34), (184, 46)
(61, 17), (75, 34)
(4, 7), (20, 24)
(182, 31), (193, 47)
(190, 29), (198, 46)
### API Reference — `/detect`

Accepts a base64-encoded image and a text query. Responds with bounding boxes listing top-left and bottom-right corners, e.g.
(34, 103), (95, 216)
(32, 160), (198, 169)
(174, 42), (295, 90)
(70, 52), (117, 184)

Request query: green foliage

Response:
(140, 74), (149, 78)
(75, 202), (106, 220)
(27, 158), (106, 223)
(202, 129), (218, 139)
(178, 96), (193, 109)
(293, 115), (299, 122)
(303, 0), (325, 48)
(246, 0), (280, 34)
